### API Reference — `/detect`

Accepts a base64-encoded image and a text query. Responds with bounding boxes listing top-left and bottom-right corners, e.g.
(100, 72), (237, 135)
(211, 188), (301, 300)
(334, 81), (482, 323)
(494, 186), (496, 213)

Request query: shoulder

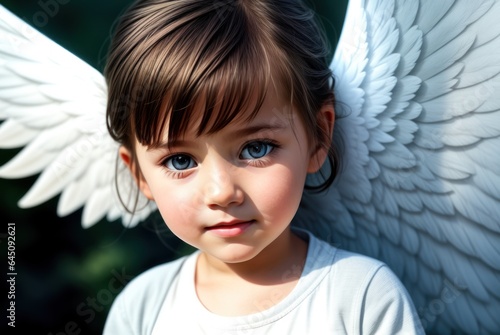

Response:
(328, 248), (411, 307)
(103, 253), (194, 335)
(303, 228), (392, 282)
(357, 261), (425, 334)
(309, 231), (412, 304)
(332, 247), (388, 283)
(304, 231), (425, 334)
(304, 228), (386, 278)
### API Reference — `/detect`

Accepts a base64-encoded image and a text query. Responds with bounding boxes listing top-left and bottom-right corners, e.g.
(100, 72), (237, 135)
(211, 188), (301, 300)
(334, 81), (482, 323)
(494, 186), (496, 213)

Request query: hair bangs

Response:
(164, 43), (271, 147)
(129, 2), (278, 150)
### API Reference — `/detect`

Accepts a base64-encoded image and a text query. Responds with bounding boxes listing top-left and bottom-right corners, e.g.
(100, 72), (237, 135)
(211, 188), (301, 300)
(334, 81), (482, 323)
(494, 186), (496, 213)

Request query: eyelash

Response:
(159, 139), (281, 177)
(160, 153), (196, 179)
(239, 139), (280, 166)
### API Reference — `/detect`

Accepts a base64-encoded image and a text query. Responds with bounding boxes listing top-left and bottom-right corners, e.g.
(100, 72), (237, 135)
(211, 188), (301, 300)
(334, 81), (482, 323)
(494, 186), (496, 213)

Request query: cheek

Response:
(250, 164), (307, 221)
(146, 177), (200, 233)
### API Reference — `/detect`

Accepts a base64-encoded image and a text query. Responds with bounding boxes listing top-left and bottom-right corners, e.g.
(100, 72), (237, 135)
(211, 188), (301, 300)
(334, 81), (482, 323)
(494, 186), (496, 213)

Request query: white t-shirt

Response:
(104, 229), (425, 334)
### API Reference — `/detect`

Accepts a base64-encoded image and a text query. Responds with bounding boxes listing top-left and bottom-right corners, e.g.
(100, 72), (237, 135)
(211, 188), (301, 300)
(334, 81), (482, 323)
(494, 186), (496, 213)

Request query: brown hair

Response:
(105, 0), (338, 211)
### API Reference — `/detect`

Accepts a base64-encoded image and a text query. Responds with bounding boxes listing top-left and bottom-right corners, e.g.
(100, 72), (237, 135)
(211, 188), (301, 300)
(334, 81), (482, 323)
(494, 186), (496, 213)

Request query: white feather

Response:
(0, 5), (152, 228)
(0, 119), (38, 148)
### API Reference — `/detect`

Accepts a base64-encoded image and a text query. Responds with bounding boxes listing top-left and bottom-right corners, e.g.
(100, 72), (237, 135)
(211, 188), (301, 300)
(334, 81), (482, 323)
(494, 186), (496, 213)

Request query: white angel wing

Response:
(1, 1), (499, 333)
(0, 5), (155, 228)
(296, 0), (500, 334)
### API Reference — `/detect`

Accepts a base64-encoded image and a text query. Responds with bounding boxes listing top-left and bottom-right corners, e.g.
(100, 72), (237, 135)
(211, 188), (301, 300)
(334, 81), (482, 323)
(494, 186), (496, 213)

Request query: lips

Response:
(205, 220), (254, 237)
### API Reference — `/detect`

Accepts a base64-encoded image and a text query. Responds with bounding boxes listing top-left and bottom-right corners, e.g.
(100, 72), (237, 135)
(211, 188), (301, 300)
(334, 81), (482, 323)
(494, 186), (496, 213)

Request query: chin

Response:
(206, 244), (265, 264)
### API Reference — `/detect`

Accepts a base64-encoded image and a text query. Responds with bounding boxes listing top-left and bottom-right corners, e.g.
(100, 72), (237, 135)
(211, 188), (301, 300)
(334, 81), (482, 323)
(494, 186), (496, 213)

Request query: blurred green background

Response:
(0, 0), (347, 334)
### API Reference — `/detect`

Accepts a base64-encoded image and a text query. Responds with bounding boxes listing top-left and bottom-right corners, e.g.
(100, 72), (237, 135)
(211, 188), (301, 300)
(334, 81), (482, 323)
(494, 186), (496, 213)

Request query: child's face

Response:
(122, 86), (325, 264)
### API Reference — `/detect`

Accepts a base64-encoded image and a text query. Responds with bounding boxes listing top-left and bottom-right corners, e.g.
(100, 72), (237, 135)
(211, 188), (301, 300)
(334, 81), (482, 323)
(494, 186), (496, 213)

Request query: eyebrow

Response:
(148, 123), (288, 151)
(227, 123), (288, 138)
(147, 139), (194, 151)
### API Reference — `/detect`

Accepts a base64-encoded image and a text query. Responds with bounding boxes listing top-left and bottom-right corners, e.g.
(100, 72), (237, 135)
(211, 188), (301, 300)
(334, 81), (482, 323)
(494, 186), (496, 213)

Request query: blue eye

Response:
(165, 155), (196, 171)
(240, 141), (275, 159)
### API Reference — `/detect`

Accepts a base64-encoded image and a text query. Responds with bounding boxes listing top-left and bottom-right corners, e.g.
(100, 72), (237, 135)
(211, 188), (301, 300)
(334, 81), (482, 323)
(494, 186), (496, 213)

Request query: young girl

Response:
(103, 0), (424, 333)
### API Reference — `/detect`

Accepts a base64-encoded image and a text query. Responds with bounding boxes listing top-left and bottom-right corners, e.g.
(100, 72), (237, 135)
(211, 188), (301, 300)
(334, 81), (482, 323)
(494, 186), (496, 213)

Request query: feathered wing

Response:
(295, 0), (500, 334)
(0, 5), (155, 228)
(1, 2), (499, 333)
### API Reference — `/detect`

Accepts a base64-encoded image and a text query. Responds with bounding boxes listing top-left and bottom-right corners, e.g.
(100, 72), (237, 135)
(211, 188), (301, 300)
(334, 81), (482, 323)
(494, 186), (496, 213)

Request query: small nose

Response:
(202, 158), (243, 208)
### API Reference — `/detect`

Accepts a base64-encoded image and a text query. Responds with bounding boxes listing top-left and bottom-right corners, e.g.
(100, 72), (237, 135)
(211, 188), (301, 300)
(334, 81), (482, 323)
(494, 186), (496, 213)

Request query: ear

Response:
(119, 146), (154, 200)
(307, 103), (335, 173)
